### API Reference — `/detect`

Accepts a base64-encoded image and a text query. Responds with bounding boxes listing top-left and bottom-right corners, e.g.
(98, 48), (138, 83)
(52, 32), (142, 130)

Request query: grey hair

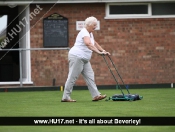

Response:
(84, 16), (97, 27)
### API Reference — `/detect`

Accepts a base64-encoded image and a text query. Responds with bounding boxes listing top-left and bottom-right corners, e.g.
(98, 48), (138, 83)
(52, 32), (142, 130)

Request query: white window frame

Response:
(105, 3), (151, 19)
(105, 3), (175, 19)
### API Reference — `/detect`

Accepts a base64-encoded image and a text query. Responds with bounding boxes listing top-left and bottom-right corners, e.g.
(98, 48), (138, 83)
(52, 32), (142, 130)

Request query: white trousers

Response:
(62, 54), (101, 100)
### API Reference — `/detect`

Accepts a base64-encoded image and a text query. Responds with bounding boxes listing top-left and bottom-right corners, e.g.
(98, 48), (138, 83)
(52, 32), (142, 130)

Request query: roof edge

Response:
(0, 0), (175, 5)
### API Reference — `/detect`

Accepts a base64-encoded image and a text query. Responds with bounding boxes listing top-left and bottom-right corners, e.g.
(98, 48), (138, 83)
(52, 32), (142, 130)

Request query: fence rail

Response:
(0, 48), (70, 87)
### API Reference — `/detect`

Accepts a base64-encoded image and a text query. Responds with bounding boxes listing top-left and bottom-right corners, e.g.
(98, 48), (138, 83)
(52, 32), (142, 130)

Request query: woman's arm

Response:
(94, 41), (105, 52)
(83, 36), (103, 55)
(94, 40), (110, 55)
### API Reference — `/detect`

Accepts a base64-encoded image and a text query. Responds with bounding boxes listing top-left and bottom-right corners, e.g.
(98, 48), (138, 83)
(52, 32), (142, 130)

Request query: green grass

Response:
(0, 88), (175, 132)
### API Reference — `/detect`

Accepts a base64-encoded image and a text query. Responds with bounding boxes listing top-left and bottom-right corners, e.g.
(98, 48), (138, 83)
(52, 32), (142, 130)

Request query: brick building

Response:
(0, 0), (175, 88)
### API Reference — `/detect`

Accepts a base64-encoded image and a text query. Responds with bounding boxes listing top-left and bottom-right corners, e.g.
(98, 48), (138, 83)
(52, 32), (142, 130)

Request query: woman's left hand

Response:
(102, 50), (111, 55)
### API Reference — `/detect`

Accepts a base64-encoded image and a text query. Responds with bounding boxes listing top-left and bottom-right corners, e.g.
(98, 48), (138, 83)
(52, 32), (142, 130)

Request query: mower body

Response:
(111, 94), (143, 101)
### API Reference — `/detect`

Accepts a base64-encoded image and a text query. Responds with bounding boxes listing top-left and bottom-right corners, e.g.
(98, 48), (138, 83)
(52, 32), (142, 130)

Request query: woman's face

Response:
(88, 22), (97, 32)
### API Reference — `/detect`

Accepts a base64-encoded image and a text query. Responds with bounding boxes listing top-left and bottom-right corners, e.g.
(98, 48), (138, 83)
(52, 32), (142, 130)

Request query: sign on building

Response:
(43, 13), (68, 47)
(76, 21), (100, 31)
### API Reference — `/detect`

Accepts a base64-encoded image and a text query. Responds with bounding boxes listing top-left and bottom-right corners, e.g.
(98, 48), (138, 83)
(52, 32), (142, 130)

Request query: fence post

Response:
(19, 49), (23, 87)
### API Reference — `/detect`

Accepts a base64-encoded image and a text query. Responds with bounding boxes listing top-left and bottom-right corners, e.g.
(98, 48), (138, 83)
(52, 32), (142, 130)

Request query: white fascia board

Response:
(1, 0), (175, 4)
(0, 1), (32, 5)
(0, 0), (101, 4)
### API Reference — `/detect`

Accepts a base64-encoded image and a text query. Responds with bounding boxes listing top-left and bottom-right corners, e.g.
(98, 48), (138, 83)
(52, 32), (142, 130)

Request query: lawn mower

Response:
(102, 55), (143, 101)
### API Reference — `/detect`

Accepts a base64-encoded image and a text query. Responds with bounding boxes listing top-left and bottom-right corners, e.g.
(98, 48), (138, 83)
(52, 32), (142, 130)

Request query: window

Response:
(105, 3), (175, 19)
(152, 3), (175, 15)
(106, 3), (151, 18)
(110, 5), (148, 15)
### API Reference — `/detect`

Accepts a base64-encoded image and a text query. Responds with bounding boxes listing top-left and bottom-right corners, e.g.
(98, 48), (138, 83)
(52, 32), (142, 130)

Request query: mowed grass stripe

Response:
(0, 88), (175, 116)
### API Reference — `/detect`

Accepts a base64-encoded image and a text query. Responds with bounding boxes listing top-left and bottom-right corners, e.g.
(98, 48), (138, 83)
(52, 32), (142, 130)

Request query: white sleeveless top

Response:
(69, 28), (94, 60)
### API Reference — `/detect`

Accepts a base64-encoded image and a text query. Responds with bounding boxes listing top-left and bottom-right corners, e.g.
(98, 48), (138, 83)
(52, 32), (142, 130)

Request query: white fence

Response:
(0, 48), (70, 87)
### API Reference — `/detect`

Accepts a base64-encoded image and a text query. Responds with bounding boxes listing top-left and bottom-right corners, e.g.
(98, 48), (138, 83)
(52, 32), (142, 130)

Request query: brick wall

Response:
(30, 3), (175, 86)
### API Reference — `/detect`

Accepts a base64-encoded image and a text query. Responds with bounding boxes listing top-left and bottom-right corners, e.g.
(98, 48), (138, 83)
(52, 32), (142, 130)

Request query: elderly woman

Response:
(61, 16), (110, 102)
